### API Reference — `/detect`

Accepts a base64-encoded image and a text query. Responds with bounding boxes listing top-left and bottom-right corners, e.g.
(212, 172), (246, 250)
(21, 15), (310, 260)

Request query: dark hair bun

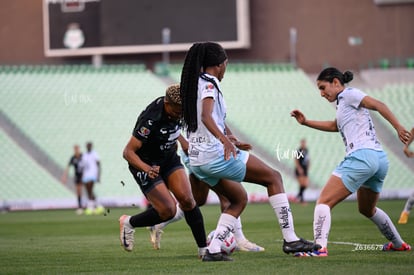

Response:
(343, 71), (353, 84)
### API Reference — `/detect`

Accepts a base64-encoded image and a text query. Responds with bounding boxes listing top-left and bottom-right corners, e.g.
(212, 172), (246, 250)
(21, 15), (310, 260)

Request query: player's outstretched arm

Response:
(360, 96), (411, 144)
(290, 109), (338, 132)
(403, 127), (414, 158)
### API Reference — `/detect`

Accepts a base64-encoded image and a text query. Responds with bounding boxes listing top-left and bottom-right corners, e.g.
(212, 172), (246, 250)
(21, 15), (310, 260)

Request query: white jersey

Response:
(336, 87), (382, 155)
(80, 150), (100, 179)
(188, 73), (227, 166)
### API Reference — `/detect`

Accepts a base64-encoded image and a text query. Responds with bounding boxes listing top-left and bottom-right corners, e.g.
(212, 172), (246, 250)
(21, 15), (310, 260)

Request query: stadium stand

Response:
(0, 65), (167, 209)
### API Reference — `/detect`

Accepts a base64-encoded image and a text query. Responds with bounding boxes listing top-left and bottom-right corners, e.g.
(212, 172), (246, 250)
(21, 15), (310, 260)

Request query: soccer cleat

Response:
(282, 238), (321, 254)
(398, 211), (409, 224)
(75, 208), (84, 215)
(202, 250), (233, 262)
(147, 226), (163, 250)
(236, 239), (265, 252)
(382, 242), (411, 251)
(119, 215), (135, 252)
(294, 247), (328, 257)
(198, 247), (207, 259)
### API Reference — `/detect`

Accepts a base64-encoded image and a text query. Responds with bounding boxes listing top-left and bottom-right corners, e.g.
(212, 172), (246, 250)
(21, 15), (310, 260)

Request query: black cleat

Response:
(202, 250), (234, 262)
(282, 238), (321, 254)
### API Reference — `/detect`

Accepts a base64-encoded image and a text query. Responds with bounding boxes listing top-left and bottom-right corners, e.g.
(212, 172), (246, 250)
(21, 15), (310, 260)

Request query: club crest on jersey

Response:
(139, 126), (150, 137)
(206, 83), (214, 90)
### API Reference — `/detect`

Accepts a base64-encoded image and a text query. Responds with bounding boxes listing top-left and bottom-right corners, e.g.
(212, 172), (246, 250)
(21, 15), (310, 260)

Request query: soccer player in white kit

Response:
(291, 67), (412, 256)
(180, 42), (319, 261)
(79, 142), (103, 215)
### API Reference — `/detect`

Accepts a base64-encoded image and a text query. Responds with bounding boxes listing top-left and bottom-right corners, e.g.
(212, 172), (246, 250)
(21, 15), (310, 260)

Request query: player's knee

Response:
(158, 203), (176, 220)
(178, 196), (196, 211)
(358, 206), (375, 218)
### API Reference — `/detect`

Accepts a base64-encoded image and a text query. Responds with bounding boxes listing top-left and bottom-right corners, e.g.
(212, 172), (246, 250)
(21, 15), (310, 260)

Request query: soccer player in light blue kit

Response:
(180, 42), (318, 261)
(291, 67), (412, 256)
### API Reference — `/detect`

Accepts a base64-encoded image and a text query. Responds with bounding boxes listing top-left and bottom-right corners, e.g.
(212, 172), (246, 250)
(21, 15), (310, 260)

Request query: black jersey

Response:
(132, 96), (181, 164)
(297, 147), (309, 168)
(69, 154), (83, 176)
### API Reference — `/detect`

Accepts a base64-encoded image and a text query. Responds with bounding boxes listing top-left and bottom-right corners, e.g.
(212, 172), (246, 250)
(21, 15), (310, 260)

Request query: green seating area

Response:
(1, 64), (413, 209)
(0, 128), (73, 208)
(0, 65), (166, 204)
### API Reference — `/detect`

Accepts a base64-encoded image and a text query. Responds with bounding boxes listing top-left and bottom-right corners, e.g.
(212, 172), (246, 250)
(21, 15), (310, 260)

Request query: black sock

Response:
(184, 206), (207, 248)
(129, 207), (164, 228)
(77, 196), (82, 208)
(298, 186), (306, 202)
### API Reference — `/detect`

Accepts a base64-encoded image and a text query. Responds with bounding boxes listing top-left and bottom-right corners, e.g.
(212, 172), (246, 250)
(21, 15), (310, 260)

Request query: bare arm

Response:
(178, 134), (189, 155)
(291, 109), (338, 132)
(123, 136), (160, 179)
(201, 97), (237, 160)
(403, 127), (414, 158)
(225, 123), (252, 151)
(360, 96), (411, 144)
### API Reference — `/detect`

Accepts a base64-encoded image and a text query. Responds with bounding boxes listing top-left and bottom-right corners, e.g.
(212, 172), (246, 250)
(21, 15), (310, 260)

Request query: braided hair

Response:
(180, 42), (227, 133)
(317, 67), (354, 85)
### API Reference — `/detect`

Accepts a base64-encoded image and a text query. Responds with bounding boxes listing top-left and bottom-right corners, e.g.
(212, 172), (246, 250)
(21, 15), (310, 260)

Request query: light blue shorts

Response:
(82, 176), (98, 184)
(332, 149), (388, 193)
(189, 150), (249, 187)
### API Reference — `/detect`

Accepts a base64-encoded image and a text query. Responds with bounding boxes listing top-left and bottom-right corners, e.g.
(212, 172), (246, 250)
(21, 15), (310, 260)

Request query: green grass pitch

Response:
(0, 200), (412, 274)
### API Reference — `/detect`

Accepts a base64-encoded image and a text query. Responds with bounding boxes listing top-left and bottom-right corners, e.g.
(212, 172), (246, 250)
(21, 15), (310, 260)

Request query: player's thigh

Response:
(317, 175), (352, 208)
(189, 173), (210, 206)
(168, 168), (195, 210)
(146, 182), (177, 217)
(244, 154), (282, 186)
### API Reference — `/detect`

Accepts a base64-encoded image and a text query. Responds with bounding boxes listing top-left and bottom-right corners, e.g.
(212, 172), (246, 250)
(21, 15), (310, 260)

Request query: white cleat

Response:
(148, 225), (163, 250)
(119, 215), (135, 252)
(236, 239), (265, 252)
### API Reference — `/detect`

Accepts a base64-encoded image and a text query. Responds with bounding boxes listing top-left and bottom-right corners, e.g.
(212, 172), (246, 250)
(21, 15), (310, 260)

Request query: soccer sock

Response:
(129, 207), (164, 228)
(233, 217), (246, 242)
(156, 203), (185, 230)
(314, 204), (331, 248)
(77, 196), (82, 208)
(370, 207), (403, 247)
(298, 186), (305, 202)
(403, 192), (414, 213)
(87, 199), (95, 210)
(269, 193), (299, 242)
(209, 213), (237, 254)
(183, 206), (207, 248)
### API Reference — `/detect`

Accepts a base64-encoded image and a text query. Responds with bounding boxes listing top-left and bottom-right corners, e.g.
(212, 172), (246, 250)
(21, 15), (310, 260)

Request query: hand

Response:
(147, 165), (160, 179)
(396, 126), (411, 145)
(221, 136), (238, 161)
(403, 146), (414, 158)
(227, 135), (252, 150)
(290, 109), (306, 125)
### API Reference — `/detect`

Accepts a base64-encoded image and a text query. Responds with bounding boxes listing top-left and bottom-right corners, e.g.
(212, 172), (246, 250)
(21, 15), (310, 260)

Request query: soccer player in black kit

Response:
(119, 84), (207, 258)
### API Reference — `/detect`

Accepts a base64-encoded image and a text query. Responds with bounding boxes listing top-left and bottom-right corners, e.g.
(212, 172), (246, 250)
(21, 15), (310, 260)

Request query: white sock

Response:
(269, 193), (299, 242)
(155, 203), (184, 230)
(233, 217), (246, 242)
(208, 213), (237, 253)
(87, 200), (95, 210)
(314, 204), (331, 248)
(370, 207), (403, 247)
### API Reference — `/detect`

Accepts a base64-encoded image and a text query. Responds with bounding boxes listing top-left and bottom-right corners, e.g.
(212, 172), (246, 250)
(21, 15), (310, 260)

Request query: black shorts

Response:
(74, 173), (83, 184)
(128, 153), (184, 195)
(295, 166), (308, 177)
